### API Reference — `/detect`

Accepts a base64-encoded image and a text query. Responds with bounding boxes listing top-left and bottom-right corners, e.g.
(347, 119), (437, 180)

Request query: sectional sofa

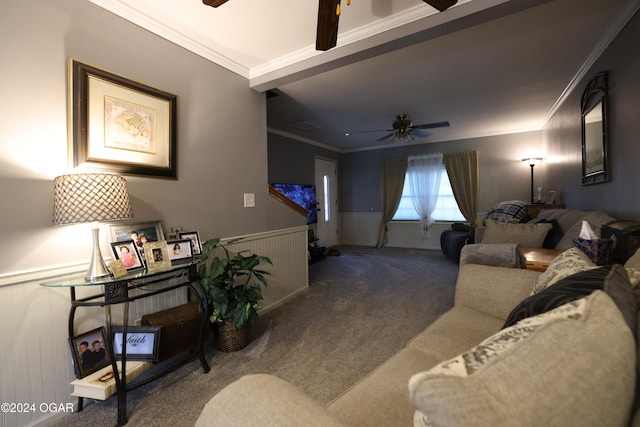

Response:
(196, 247), (640, 427)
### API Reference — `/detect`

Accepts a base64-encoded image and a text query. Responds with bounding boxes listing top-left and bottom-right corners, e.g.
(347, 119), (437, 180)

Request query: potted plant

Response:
(198, 237), (272, 352)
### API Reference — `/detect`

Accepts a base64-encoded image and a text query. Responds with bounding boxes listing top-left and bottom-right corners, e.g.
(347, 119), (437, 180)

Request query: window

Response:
(392, 169), (465, 221)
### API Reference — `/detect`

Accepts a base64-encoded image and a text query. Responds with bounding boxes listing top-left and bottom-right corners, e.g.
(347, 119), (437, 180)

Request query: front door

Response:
(314, 157), (339, 248)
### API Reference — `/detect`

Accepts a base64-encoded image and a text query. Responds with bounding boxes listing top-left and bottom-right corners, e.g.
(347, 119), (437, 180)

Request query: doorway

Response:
(314, 157), (338, 248)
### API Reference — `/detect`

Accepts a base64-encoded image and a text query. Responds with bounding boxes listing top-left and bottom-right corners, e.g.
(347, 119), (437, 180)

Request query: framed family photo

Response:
(109, 220), (165, 261)
(144, 240), (171, 271)
(68, 59), (177, 178)
(168, 239), (194, 265)
(178, 231), (202, 256)
(69, 327), (112, 378)
(110, 240), (144, 272)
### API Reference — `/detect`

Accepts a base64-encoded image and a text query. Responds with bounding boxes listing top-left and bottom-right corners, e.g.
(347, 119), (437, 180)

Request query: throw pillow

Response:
(409, 291), (636, 427)
(531, 247), (596, 294)
(503, 265), (636, 333)
(481, 219), (552, 248)
(536, 219), (563, 249)
(481, 200), (529, 225)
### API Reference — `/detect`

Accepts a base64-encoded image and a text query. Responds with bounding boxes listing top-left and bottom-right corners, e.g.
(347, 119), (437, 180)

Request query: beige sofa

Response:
(196, 254), (639, 427)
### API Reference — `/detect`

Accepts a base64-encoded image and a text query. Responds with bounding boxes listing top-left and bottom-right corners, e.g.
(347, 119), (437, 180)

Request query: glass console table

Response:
(41, 259), (211, 426)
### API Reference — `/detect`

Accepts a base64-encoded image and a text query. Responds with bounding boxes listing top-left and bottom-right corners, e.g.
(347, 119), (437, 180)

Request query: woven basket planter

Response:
(215, 318), (251, 352)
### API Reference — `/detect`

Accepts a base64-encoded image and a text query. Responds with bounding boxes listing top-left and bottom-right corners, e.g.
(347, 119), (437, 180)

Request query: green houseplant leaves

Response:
(198, 238), (272, 328)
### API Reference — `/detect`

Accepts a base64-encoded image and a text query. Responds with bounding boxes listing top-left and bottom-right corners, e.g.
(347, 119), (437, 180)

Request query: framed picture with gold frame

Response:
(144, 240), (171, 271)
(68, 58), (177, 178)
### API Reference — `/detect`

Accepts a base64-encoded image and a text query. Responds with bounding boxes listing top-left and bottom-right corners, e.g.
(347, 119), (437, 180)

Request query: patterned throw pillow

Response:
(481, 200), (529, 225)
(409, 291), (635, 427)
(531, 247), (596, 294)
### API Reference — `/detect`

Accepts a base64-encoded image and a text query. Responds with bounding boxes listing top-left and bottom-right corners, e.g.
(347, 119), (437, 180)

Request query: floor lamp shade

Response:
(53, 173), (134, 280)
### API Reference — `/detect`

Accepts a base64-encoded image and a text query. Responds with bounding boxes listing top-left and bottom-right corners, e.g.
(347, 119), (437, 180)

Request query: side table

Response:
(518, 246), (563, 272)
(41, 259), (211, 426)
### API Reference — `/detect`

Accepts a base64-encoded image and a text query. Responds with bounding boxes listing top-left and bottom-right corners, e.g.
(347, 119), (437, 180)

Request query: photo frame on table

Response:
(109, 220), (165, 261)
(68, 59), (177, 178)
(178, 231), (202, 256)
(144, 240), (172, 271)
(69, 327), (112, 379)
(112, 326), (161, 361)
(167, 239), (194, 265)
(110, 239), (144, 272)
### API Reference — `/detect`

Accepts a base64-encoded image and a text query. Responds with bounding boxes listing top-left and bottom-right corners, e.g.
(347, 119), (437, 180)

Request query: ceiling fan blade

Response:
(410, 129), (431, 138)
(377, 132), (395, 142)
(358, 128), (394, 133)
(412, 121), (450, 130)
(202, 0), (230, 7)
(316, 0), (341, 51)
(422, 0), (457, 12)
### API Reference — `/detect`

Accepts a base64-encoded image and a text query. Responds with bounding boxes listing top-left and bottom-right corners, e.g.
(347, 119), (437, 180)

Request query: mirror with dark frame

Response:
(581, 71), (610, 185)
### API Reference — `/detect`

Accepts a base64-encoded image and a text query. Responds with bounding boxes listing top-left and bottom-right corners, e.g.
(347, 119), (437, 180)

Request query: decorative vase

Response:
(215, 318), (251, 352)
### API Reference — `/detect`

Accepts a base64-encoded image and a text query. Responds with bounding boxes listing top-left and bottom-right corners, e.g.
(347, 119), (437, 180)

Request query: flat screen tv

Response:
(273, 183), (317, 224)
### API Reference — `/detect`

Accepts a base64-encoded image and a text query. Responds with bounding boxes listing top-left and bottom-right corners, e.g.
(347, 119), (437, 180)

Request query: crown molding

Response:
(86, 0), (249, 78)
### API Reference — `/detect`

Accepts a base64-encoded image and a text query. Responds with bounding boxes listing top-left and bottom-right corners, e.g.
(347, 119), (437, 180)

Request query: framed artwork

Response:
(112, 326), (161, 361)
(68, 59), (177, 178)
(144, 240), (171, 271)
(69, 327), (112, 378)
(110, 239), (144, 272)
(167, 239), (194, 265)
(178, 231), (202, 256)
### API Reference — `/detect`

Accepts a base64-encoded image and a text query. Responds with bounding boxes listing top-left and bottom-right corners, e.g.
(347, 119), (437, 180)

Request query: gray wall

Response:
(339, 131), (543, 214)
(0, 0), (302, 276)
(267, 132), (340, 185)
(544, 9), (640, 221)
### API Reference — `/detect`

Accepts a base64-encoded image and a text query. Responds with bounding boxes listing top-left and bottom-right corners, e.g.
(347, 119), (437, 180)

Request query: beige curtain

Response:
(376, 158), (407, 248)
(443, 151), (479, 226)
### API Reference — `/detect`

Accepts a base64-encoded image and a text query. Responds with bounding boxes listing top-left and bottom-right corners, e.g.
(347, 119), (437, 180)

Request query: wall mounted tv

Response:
(272, 183), (318, 224)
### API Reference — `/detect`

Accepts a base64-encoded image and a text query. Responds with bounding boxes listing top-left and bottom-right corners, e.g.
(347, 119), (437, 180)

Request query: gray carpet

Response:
(56, 246), (458, 427)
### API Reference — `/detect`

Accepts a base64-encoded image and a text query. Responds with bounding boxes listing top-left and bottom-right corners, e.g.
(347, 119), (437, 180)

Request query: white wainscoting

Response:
(0, 226), (309, 427)
(340, 212), (450, 249)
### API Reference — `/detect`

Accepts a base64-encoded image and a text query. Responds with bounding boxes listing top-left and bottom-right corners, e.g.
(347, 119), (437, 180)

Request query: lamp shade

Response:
(53, 173), (133, 225)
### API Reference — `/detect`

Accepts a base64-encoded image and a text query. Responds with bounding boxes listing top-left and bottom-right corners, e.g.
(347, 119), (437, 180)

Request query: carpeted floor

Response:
(56, 246), (458, 427)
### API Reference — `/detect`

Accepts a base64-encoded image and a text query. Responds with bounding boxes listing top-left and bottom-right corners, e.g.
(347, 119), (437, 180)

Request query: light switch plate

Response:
(244, 193), (255, 208)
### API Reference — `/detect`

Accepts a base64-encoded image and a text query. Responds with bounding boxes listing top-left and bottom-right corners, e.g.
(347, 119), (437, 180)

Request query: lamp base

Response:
(85, 224), (111, 282)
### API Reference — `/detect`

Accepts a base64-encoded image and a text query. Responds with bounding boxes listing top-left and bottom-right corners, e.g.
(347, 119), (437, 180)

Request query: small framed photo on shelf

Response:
(112, 326), (161, 361)
(178, 231), (202, 256)
(167, 239), (194, 265)
(143, 240), (171, 271)
(110, 240), (144, 272)
(69, 327), (112, 378)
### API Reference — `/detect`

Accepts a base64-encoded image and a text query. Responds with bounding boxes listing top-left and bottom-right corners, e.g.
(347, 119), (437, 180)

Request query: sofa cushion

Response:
(531, 247), (596, 294)
(554, 210), (616, 250)
(409, 291), (636, 427)
(625, 247), (640, 287)
(328, 347), (441, 427)
(503, 265), (636, 332)
(481, 219), (552, 247)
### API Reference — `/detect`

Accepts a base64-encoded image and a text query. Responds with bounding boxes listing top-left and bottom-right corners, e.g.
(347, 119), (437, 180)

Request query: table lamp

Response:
(53, 173), (134, 281)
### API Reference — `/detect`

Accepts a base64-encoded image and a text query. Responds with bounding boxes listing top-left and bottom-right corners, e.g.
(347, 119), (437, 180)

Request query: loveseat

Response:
(196, 248), (640, 427)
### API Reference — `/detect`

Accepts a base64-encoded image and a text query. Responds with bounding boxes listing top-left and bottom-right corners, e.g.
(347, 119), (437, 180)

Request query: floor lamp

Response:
(521, 157), (543, 204)
(53, 173), (134, 281)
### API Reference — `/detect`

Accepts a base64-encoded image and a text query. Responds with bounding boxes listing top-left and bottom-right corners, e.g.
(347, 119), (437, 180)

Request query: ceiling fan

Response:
(202, 0), (458, 51)
(361, 114), (450, 144)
